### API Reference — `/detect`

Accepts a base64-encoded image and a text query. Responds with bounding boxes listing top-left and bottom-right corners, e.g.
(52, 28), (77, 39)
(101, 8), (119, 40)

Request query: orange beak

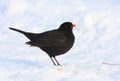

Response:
(72, 24), (76, 28)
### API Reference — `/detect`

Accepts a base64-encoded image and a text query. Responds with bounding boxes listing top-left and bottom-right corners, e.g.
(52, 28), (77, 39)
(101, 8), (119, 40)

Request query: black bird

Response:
(9, 22), (76, 66)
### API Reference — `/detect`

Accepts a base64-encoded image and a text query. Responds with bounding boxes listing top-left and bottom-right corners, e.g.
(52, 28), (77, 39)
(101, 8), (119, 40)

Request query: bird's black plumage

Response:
(9, 22), (75, 66)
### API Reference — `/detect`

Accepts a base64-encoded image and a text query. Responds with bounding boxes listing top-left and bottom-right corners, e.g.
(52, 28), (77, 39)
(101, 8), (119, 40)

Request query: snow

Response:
(0, 0), (120, 81)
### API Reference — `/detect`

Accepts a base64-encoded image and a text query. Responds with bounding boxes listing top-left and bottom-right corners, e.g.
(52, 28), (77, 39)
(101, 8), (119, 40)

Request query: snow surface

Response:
(0, 0), (120, 81)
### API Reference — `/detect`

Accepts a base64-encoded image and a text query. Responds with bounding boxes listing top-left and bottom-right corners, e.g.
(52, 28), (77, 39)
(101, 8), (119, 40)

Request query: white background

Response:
(0, 0), (120, 81)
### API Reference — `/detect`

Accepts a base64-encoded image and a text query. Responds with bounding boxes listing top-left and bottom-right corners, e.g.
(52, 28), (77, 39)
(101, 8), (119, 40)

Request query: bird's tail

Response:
(9, 27), (26, 34)
(9, 27), (36, 41)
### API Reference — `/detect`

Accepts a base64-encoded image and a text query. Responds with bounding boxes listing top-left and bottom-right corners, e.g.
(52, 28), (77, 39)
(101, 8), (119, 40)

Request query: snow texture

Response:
(0, 0), (120, 81)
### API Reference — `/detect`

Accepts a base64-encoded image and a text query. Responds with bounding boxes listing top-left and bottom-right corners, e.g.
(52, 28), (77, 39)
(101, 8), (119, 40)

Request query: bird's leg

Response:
(53, 57), (60, 66)
(50, 57), (56, 66)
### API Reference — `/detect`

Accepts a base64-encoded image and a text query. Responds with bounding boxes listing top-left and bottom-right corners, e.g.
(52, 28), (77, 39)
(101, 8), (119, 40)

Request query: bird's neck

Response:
(61, 29), (74, 37)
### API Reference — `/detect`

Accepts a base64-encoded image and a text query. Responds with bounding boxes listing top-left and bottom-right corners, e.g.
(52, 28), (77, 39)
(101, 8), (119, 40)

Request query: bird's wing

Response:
(26, 30), (67, 47)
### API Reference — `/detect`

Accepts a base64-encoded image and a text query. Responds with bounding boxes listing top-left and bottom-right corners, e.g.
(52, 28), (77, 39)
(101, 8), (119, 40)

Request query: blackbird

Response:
(9, 22), (76, 66)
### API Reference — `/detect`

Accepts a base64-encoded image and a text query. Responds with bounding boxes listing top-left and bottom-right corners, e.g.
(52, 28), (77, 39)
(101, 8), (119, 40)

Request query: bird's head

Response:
(59, 22), (76, 31)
